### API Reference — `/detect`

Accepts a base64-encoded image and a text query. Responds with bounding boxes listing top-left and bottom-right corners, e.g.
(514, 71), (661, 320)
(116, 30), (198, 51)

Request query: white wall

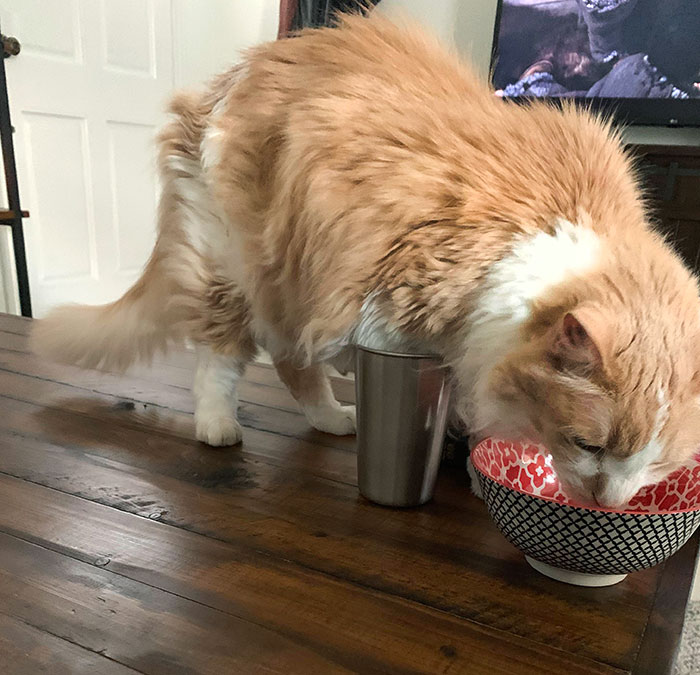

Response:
(379, 0), (497, 76)
(0, 229), (18, 314)
(379, 0), (700, 146)
(0, 150), (19, 313)
(378, 1), (459, 53)
(171, 0), (278, 90)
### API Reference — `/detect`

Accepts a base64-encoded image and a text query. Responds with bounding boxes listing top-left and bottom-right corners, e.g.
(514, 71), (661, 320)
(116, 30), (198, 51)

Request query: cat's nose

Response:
(591, 487), (628, 509)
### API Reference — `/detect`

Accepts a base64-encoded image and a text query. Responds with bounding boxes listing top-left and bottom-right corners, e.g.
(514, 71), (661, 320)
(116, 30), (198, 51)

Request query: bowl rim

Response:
(471, 438), (700, 516)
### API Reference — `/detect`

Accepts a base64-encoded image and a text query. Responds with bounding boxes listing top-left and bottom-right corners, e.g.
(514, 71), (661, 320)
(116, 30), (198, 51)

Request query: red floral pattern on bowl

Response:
(471, 438), (700, 514)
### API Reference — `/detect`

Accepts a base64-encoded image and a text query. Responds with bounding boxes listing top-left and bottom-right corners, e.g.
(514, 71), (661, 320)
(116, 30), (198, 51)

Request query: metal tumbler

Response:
(355, 346), (452, 507)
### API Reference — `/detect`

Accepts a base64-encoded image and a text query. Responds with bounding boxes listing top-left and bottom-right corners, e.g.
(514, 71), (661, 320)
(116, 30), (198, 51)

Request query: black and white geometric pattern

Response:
(478, 473), (700, 575)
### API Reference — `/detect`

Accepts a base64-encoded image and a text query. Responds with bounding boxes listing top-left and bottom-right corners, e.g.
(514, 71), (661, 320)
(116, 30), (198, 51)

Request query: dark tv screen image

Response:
(491, 0), (700, 126)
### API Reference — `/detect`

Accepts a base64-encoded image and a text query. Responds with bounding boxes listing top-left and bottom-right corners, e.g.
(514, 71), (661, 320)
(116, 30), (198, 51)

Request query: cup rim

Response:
(356, 344), (442, 360)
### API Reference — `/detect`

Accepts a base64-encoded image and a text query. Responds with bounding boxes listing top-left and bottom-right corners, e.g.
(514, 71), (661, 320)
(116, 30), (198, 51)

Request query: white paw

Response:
(307, 404), (356, 436)
(195, 415), (243, 446)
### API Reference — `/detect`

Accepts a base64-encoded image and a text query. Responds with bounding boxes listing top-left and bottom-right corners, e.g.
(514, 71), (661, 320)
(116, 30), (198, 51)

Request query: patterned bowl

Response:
(471, 438), (700, 586)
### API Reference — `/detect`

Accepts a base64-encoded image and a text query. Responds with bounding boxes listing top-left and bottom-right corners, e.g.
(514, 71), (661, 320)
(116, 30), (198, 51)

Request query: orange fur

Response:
(32, 14), (700, 503)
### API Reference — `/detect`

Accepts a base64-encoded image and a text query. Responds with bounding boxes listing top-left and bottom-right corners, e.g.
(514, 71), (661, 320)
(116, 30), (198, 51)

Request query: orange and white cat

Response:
(33, 14), (700, 508)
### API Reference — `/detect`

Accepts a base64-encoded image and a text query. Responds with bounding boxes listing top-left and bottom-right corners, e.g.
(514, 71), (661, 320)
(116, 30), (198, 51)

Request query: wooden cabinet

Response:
(631, 144), (700, 272)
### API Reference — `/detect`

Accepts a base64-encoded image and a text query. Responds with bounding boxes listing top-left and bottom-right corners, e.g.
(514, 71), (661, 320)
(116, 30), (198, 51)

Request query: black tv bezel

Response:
(489, 0), (700, 128)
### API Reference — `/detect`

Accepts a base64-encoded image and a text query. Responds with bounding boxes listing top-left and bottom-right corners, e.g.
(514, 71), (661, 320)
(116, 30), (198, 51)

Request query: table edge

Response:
(632, 531), (700, 675)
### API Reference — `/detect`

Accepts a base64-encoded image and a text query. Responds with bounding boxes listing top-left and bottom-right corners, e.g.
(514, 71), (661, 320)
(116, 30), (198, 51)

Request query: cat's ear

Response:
(550, 308), (609, 372)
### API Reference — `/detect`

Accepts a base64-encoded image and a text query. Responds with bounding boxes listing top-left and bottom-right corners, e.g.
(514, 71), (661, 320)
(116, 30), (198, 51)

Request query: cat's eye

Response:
(572, 437), (604, 455)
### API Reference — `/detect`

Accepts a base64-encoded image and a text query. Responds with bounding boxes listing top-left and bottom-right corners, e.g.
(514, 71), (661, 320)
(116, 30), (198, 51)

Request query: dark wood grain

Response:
(632, 533), (700, 675)
(0, 474), (620, 675)
(0, 613), (141, 675)
(632, 144), (700, 273)
(628, 144), (700, 161)
(0, 531), (345, 675)
(0, 312), (695, 674)
(0, 399), (654, 666)
(0, 345), (355, 452)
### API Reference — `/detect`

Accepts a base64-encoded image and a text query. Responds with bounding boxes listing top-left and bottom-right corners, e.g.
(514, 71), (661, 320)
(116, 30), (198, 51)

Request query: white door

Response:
(0, 0), (172, 317)
(0, 0), (279, 317)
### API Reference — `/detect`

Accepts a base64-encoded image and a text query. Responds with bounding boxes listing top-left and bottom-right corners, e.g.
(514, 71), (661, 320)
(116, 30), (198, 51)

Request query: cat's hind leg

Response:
(190, 279), (257, 446)
(274, 358), (356, 435)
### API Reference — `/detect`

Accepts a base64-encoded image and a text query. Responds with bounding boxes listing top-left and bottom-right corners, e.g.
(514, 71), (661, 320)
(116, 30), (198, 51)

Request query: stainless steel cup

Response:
(355, 346), (452, 507)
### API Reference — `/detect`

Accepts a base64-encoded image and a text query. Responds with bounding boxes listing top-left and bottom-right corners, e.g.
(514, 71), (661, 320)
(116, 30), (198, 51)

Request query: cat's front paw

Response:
(307, 404), (356, 436)
(195, 414), (243, 446)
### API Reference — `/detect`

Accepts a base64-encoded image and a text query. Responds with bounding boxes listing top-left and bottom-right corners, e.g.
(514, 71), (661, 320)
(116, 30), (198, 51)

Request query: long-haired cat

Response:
(33, 14), (700, 508)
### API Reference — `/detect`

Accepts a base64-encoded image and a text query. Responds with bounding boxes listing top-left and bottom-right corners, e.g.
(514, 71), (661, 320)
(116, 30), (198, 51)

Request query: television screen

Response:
(491, 0), (700, 125)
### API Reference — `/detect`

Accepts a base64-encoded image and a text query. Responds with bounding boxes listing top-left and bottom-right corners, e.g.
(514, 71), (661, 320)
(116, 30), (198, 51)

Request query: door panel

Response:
(22, 112), (95, 282)
(106, 121), (158, 274)
(0, 0), (173, 316)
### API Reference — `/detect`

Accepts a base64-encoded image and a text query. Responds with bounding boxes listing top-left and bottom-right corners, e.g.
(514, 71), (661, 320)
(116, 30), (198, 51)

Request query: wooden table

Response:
(0, 312), (696, 674)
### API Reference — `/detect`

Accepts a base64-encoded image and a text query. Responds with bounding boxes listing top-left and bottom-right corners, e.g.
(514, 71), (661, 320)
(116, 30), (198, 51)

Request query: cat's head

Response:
(489, 303), (700, 508)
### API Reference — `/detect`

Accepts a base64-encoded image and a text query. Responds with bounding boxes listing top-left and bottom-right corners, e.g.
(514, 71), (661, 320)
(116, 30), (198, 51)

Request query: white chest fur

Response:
(459, 219), (602, 434)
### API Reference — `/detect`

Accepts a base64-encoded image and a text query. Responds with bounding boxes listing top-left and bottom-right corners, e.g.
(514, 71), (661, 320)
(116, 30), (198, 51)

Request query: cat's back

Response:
(178, 13), (669, 360)
(211, 14), (642, 237)
(206, 14), (508, 230)
(246, 13), (490, 110)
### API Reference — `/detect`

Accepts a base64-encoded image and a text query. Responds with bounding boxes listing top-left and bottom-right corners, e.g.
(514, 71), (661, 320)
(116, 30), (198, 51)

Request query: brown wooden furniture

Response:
(632, 144), (700, 271)
(0, 210), (28, 220)
(0, 312), (696, 674)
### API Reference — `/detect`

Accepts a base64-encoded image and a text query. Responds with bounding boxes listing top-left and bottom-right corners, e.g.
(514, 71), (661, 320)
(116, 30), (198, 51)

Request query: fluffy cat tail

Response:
(31, 251), (178, 372)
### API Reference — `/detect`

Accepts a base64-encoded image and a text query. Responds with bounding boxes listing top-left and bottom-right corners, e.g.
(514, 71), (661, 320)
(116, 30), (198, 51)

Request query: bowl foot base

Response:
(525, 556), (628, 587)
